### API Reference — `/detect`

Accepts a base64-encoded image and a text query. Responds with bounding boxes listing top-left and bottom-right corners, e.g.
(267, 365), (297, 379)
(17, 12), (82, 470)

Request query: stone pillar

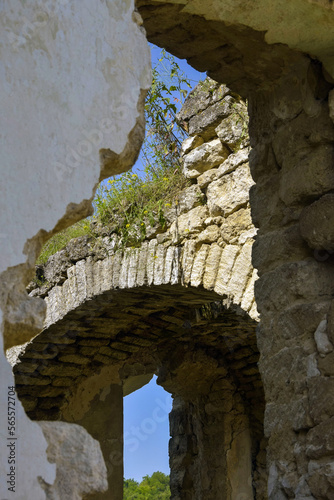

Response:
(77, 384), (124, 500)
(169, 391), (254, 500)
(249, 58), (334, 499)
(160, 348), (256, 500)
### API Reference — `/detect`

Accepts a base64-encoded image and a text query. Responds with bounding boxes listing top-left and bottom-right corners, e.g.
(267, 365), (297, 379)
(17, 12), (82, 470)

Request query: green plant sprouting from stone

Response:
(36, 49), (192, 263)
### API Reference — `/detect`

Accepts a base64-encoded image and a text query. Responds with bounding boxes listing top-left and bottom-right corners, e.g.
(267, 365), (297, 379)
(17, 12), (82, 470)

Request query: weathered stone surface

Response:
(306, 418), (334, 459)
(172, 205), (209, 240)
(308, 377), (334, 424)
(314, 317), (333, 355)
(197, 225), (220, 244)
(14, 73), (267, 500)
(207, 163), (254, 217)
(188, 96), (236, 140)
(214, 245), (240, 297)
(279, 144), (334, 206)
(216, 147), (250, 178)
(177, 78), (229, 121)
(300, 193), (334, 250)
(197, 168), (218, 189)
(220, 208), (253, 244)
(215, 101), (249, 151)
(308, 461), (334, 499)
(183, 139), (229, 179)
(38, 421), (108, 499)
(252, 224), (309, 275)
(181, 135), (204, 155)
(176, 184), (204, 215)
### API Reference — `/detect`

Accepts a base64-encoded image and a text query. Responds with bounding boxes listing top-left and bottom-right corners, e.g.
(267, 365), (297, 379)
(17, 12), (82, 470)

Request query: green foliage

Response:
(36, 49), (191, 264)
(93, 49), (191, 247)
(36, 219), (91, 265)
(124, 471), (170, 500)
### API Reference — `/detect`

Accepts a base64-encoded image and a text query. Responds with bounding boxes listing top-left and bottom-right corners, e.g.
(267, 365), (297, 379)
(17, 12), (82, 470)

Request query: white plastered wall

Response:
(0, 0), (151, 498)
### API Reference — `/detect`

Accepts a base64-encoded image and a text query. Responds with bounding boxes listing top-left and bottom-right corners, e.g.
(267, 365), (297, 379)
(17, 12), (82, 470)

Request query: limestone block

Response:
(181, 135), (204, 155)
(75, 260), (88, 304)
(249, 301), (259, 321)
(255, 261), (334, 314)
(153, 245), (166, 285)
(207, 163), (254, 217)
(252, 224), (309, 275)
(228, 240), (253, 304)
(299, 194), (334, 250)
(214, 244), (240, 297)
(92, 260), (103, 295)
(306, 418), (334, 459)
(177, 79), (216, 121)
(100, 256), (114, 293)
(183, 139), (229, 179)
(164, 246), (179, 285)
(119, 250), (131, 289)
(177, 185), (204, 215)
(308, 461), (334, 499)
(177, 79), (228, 122)
(203, 244), (222, 290)
(136, 241), (148, 286)
(147, 239), (158, 286)
(215, 103), (249, 151)
(216, 147), (250, 178)
(84, 257), (95, 299)
(241, 268), (258, 312)
(197, 225), (221, 244)
(188, 96), (236, 140)
(317, 351), (334, 376)
(249, 173), (285, 232)
(220, 208), (253, 244)
(197, 168), (218, 189)
(272, 301), (331, 350)
(67, 265), (79, 310)
(308, 377), (334, 424)
(127, 249), (140, 288)
(181, 240), (197, 285)
(38, 421), (107, 499)
(260, 346), (316, 404)
(44, 286), (61, 327)
(176, 206), (209, 238)
(112, 250), (123, 289)
(44, 250), (71, 286)
(279, 144), (334, 206)
(314, 317), (333, 355)
(238, 227), (257, 245)
(66, 236), (93, 263)
(191, 245), (210, 287)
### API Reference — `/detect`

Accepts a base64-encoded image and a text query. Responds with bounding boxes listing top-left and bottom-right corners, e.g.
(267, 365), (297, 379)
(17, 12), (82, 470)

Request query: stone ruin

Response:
(2, 1), (334, 499)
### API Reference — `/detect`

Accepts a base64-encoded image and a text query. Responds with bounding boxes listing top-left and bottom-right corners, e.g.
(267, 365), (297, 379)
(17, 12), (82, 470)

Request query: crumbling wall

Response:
(0, 1), (151, 498)
(249, 61), (334, 500)
(11, 80), (266, 500)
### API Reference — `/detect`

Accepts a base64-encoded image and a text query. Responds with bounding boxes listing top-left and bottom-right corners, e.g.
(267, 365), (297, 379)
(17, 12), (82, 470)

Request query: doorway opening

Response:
(123, 375), (172, 497)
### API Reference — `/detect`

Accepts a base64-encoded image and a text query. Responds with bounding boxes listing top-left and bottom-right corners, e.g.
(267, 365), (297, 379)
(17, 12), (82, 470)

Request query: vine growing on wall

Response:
(36, 49), (192, 264)
(93, 49), (191, 246)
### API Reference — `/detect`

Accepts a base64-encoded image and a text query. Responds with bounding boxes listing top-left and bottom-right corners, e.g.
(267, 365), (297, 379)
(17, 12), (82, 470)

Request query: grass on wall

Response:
(36, 49), (192, 266)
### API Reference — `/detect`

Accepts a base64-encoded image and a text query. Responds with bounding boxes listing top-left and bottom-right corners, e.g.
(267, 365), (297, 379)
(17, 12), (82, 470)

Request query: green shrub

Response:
(36, 48), (191, 263)
(36, 219), (91, 265)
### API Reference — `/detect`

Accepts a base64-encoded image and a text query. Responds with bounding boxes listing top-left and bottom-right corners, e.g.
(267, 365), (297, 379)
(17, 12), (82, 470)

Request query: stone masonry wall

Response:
(11, 79), (266, 499)
(27, 79), (258, 325)
(248, 61), (334, 499)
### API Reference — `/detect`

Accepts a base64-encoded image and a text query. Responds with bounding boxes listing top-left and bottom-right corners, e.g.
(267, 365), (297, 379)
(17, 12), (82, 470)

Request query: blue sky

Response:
(123, 45), (205, 482)
(131, 43), (206, 177)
